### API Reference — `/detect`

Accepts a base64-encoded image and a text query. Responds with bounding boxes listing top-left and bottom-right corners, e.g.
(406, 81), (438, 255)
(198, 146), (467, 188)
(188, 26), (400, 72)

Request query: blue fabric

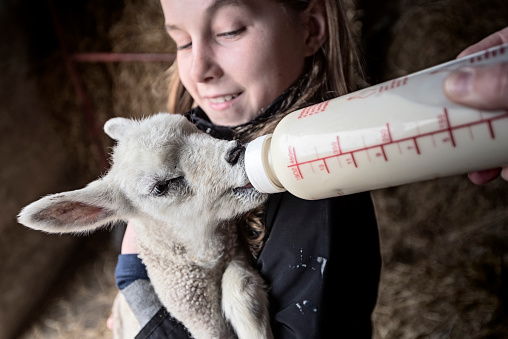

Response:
(115, 254), (149, 289)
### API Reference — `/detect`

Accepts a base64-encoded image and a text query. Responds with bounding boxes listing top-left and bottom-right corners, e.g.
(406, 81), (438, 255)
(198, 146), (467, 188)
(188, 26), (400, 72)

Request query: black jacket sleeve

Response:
(135, 308), (192, 339)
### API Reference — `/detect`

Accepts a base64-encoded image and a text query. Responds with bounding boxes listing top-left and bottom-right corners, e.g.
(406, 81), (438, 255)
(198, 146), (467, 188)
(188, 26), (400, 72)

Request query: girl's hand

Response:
(121, 221), (138, 254)
(444, 27), (508, 184)
(108, 222), (138, 331)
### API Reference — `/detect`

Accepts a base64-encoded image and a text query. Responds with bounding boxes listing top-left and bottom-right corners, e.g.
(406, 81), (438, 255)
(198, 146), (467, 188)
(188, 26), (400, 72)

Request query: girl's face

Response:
(161, 0), (312, 126)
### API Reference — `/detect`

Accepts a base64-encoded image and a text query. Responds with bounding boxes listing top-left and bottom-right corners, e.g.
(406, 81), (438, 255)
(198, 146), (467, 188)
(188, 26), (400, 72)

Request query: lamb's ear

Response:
(104, 117), (136, 141)
(17, 179), (126, 234)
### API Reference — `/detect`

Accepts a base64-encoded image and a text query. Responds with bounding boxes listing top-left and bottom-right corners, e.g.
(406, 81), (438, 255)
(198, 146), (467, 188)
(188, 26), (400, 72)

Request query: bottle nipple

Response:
(245, 134), (286, 194)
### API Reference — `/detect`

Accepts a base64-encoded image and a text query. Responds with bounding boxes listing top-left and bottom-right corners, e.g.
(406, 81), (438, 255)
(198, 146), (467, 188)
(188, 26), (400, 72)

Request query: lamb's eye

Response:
(152, 180), (171, 196)
(150, 177), (186, 197)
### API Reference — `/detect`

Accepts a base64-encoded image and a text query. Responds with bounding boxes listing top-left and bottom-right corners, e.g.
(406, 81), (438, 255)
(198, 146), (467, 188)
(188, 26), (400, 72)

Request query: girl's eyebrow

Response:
(207, 0), (246, 15)
(165, 24), (179, 32)
(165, 0), (246, 32)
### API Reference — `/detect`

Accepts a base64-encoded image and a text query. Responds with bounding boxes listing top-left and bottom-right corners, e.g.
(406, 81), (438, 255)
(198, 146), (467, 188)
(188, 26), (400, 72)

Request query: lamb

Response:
(17, 113), (273, 339)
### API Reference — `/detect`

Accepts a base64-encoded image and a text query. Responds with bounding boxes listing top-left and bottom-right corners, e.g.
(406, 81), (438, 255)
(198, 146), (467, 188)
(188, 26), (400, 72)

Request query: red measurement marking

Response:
(335, 136), (343, 167)
(363, 136), (371, 161)
(350, 153), (358, 168)
(347, 88), (377, 101)
(468, 125), (474, 140)
(380, 145), (388, 161)
(286, 112), (508, 173)
(443, 108), (456, 147)
(292, 147), (303, 179)
(470, 46), (504, 63)
(413, 137), (421, 154)
(381, 123), (393, 143)
(378, 77), (408, 93)
(483, 112), (497, 139)
(322, 159), (329, 173)
(297, 100), (330, 119)
(316, 148), (330, 173)
(487, 121), (495, 139)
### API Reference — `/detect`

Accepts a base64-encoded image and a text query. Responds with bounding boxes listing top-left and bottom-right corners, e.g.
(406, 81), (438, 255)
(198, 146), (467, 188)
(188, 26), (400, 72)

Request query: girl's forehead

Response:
(161, 0), (249, 14)
(161, 0), (273, 24)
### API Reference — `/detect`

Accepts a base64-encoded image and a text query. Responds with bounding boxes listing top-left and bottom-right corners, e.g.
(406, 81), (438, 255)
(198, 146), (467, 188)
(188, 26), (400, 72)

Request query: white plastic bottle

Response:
(245, 43), (508, 200)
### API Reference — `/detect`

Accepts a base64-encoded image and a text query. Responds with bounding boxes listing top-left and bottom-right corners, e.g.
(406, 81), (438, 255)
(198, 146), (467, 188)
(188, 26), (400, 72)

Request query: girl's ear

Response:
(303, 0), (328, 57)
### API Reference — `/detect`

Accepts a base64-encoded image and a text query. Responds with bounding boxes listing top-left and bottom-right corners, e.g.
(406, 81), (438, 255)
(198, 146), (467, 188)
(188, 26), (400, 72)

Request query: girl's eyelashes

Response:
(174, 27), (246, 51)
(176, 41), (192, 51)
(217, 27), (246, 39)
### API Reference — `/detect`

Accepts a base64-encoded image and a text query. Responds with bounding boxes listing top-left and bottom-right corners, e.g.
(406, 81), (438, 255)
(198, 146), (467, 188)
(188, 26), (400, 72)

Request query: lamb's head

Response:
(105, 113), (269, 224)
(17, 113), (269, 234)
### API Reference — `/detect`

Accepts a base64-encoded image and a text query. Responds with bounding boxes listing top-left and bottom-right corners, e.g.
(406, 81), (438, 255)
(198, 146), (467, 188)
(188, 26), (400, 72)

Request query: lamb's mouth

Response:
(233, 182), (269, 204)
(234, 182), (268, 197)
(233, 182), (255, 194)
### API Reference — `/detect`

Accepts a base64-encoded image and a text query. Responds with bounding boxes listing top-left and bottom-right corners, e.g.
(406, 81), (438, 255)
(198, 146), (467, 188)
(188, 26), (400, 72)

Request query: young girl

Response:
(113, 0), (381, 338)
(111, 0), (508, 337)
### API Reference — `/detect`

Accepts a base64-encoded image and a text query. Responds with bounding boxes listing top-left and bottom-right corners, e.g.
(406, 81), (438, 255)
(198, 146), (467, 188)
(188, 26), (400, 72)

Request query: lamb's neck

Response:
(134, 218), (238, 267)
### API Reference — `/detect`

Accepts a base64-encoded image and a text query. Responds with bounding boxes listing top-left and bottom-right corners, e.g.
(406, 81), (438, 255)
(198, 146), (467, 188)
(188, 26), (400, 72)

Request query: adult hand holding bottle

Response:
(444, 26), (508, 184)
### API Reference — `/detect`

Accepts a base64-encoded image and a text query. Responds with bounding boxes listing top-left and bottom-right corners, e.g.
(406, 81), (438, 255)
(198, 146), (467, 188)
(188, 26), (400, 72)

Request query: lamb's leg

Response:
(221, 258), (273, 339)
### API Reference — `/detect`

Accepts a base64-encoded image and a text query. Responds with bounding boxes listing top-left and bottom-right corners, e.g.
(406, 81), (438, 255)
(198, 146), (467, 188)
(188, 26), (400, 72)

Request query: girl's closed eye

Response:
(175, 28), (245, 51)
(176, 41), (192, 51)
(217, 27), (246, 40)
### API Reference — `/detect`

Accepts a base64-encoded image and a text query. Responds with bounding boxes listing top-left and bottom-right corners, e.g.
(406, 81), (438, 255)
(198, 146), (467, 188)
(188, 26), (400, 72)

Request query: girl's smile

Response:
(205, 92), (242, 111)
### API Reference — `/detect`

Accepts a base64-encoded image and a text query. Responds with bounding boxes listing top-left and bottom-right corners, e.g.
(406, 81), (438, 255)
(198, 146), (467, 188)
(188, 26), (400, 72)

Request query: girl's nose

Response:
(190, 45), (222, 83)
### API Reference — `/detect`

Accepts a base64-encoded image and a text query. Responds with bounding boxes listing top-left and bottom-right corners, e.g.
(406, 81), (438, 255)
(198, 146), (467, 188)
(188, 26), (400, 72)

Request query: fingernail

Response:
(445, 68), (474, 98)
(502, 167), (508, 181)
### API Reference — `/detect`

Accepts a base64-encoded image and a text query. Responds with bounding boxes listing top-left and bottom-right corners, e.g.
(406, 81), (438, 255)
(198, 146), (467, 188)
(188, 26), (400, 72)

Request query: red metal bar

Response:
(72, 53), (176, 63)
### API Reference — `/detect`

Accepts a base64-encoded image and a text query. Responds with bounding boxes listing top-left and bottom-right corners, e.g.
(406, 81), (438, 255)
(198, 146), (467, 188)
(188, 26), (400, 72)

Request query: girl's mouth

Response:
(206, 92), (242, 110)
(208, 93), (240, 104)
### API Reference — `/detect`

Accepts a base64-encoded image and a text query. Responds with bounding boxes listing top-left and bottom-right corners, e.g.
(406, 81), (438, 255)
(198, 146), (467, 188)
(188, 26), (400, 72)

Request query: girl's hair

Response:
(165, 0), (363, 256)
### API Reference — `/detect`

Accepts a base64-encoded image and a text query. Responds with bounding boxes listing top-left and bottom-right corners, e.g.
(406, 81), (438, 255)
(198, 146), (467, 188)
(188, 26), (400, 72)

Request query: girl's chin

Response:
(204, 103), (261, 126)
(206, 108), (259, 127)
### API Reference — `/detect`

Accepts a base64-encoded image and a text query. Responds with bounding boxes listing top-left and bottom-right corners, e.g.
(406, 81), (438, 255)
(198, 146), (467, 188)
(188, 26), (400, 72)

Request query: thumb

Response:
(444, 63), (508, 111)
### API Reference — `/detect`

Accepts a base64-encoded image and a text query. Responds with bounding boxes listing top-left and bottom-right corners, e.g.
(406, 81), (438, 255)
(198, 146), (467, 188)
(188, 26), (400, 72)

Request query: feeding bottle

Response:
(245, 43), (508, 200)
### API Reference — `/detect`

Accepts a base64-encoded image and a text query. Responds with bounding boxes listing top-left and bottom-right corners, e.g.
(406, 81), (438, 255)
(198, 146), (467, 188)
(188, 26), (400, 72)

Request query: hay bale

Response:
(373, 179), (508, 338)
(18, 233), (118, 339)
(108, 0), (175, 119)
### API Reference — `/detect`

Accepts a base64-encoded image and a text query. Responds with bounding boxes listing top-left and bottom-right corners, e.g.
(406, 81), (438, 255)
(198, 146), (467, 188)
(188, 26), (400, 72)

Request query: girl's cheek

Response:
(177, 59), (192, 85)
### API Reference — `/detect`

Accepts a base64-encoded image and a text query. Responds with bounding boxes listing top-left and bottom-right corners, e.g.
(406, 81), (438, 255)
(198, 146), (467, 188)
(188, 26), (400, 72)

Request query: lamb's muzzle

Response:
(226, 139), (244, 165)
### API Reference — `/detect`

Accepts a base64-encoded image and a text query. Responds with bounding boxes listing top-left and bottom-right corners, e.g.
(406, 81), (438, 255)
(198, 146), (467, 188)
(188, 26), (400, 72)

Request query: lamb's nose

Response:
(226, 140), (244, 165)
